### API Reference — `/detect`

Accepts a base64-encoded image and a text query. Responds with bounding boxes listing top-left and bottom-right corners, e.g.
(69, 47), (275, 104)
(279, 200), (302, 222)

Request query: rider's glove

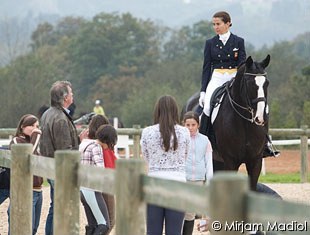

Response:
(199, 92), (206, 107)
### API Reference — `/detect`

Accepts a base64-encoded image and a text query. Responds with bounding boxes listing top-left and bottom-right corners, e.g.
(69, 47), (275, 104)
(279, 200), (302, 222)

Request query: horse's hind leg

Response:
(246, 159), (262, 191)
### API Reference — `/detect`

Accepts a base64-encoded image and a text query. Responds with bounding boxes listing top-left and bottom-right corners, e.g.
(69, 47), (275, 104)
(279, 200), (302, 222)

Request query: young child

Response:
(80, 124), (117, 235)
(182, 111), (213, 235)
(96, 124), (118, 169)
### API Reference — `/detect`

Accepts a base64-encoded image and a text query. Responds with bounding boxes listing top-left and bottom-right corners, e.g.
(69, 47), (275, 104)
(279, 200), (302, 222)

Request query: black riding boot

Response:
(85, 225), (96, 235)
(92, 224), (109, 235)
(199, 113), (210, 136)
(182, 220), (195, 235)
(262, 135), (280, 158)
(199, 113), (216, 149)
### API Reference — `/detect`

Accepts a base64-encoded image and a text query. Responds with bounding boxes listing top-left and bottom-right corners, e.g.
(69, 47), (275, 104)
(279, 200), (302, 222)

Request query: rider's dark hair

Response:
(213, 11), (232, 27)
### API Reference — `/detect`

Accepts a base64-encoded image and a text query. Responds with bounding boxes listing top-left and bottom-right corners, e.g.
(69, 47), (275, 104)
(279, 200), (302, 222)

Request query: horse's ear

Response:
(245, 56), (253, 68)
(261, 54), (271, 69)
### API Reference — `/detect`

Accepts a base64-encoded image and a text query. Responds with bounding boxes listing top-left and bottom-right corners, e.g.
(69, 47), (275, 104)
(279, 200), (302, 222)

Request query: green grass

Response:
(258, 172), (310, 183)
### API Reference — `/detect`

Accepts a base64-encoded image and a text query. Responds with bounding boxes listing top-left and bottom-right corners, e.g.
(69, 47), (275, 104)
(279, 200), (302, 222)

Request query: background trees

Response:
(0, 12), (309, 128)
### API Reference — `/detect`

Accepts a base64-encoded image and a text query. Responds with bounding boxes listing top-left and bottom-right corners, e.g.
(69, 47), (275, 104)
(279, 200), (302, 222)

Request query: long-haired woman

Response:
(141, 95), (190, 235)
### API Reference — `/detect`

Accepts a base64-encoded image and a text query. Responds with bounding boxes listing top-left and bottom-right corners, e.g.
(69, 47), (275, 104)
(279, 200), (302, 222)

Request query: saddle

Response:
(207, 79), (234, 152)
(210, 79), (234, 118)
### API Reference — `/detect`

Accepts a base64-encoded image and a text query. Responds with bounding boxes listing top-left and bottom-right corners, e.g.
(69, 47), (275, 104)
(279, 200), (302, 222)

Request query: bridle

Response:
(226, 71), (267, 124)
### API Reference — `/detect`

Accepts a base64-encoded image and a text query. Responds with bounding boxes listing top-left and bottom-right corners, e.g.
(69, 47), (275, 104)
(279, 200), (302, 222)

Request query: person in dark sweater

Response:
(9, 114), (43, 235)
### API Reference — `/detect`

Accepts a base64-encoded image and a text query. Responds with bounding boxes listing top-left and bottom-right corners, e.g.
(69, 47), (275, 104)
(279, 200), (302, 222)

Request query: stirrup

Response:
(263, 143), (280, 158)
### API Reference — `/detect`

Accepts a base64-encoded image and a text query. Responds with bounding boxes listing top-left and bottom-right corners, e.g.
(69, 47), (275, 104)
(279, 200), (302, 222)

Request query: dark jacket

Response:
(40, 106), (79, 158)
(9, 132), (43, 189)
(201, 33), (246, 92)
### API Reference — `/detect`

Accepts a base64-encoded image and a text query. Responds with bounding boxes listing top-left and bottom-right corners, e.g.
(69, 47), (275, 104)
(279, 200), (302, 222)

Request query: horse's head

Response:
(237, 55), (270, 126)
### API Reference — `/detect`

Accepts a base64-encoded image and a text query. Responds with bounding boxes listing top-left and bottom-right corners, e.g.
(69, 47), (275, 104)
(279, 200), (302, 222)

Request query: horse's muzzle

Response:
(254, 116), (265, 126)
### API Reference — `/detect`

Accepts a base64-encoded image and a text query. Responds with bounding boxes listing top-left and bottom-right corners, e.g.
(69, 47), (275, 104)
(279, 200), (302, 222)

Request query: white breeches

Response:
(203, 70), (237, 116)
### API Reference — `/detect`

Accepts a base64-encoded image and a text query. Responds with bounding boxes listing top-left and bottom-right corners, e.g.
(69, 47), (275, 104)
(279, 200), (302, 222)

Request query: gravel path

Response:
(1, 183), (309, 235)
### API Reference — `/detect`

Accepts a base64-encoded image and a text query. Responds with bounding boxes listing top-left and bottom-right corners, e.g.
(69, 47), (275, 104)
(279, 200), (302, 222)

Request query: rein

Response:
(244, 72), (267, 76)
(226, 71), (267, 123)
(225, 84), (256, 123)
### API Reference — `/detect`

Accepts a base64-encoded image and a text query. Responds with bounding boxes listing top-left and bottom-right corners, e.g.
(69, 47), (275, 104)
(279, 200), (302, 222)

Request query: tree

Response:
(0, 42), (70, 127)
(283, 111), (297, 128)
(30, 22), (54, 50)
(67, 12), (163, 99)
(269, 99), (282, 128)
(163, 20), (213, 61)
(302, 101), (310, 127)
(89, 65), (144, 119)
(292, 32), (310, 61)
(120, 59), (201, 127)
(278, 64), (310, 127)
(0, 16), (30, 66)
(55, 16), (87, 39)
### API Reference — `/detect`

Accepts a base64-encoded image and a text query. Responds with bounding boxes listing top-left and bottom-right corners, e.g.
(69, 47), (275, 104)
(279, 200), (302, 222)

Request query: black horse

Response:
(183, 55), (277, 192)
(212, 55), (270, 190)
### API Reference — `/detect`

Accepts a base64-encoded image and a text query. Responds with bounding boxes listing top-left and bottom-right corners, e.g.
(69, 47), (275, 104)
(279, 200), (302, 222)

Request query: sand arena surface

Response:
(0, 150), (309, 235)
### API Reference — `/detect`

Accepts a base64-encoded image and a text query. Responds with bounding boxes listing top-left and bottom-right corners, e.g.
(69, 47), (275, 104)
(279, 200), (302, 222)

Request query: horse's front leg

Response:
(246, 158), (262, 191)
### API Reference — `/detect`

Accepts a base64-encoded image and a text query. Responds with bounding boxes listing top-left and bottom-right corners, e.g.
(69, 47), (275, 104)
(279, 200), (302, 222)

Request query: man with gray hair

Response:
(40, 81), (79, 235)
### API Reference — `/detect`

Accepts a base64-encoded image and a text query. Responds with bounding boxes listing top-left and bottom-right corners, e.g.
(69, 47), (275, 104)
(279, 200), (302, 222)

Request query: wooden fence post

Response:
(115, 159), (145, 235)
(54, 150), (80, 235)
(209, 173), (249, 235)
(10, 144), (33, 235)
(132, 125), (141, 158)
(300, 125), (309, 183)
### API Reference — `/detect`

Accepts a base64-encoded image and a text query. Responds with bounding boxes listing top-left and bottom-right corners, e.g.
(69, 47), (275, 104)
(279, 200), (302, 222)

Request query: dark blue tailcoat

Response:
(201, 33), (246, 92)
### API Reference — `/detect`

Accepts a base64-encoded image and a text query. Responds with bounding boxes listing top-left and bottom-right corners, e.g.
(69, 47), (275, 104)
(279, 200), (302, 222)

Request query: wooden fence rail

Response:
(2, 126), (309, 182)
(0, 144), (310, 235)
(270, 125), (309, 182)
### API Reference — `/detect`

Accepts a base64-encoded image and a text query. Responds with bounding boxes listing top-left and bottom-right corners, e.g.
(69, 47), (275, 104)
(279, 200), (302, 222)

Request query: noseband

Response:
(226, 71), (267, 124)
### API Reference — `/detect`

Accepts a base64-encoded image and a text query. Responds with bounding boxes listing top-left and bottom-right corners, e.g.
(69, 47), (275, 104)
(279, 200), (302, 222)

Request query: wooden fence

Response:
(0, 144), (310, 235)
(269, 125), (309, 182)
(1, 125), (309, 182)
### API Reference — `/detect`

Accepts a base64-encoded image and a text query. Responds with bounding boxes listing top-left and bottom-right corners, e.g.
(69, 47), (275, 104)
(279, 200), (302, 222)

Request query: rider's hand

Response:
(199, 92), (206, 107)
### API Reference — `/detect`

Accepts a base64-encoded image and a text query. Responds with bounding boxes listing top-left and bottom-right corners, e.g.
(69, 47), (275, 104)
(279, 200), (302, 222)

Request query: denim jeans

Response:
(33, 191), (43, 235)
(0, 189), (10, 234)
(45, 179), (54, 235)
(147, 204), (185, 235)
(6, 190), (42, 235)
(0, 188), (10, 204)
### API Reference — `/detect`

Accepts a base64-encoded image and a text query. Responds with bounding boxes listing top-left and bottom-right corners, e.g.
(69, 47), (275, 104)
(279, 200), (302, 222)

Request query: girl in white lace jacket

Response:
(140, 95), (190, 235)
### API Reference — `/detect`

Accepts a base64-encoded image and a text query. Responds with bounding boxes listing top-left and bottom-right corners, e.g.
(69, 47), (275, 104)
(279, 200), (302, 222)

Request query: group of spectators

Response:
(0, 81), (118, 235)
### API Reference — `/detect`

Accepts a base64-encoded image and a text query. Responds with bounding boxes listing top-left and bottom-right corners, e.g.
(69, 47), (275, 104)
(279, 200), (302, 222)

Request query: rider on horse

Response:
(198, 11), (279, 158)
